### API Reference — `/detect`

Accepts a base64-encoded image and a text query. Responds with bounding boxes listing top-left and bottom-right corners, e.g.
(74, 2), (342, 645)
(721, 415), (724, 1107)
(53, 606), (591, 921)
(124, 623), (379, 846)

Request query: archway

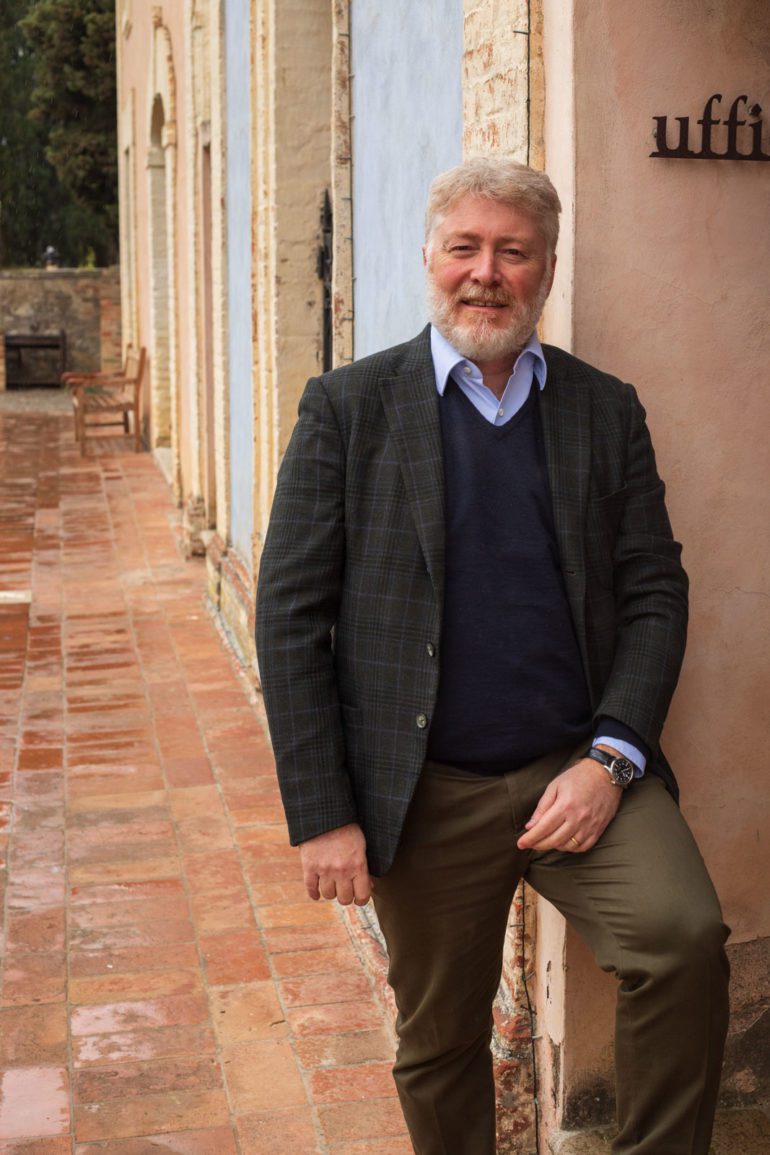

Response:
(148, 94), (172, 448)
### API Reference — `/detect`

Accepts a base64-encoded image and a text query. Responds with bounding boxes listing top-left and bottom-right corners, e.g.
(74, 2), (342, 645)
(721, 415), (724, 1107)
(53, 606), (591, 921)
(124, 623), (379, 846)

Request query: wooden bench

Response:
(70, 346), (146, 455)
(61, 346), (133, 390)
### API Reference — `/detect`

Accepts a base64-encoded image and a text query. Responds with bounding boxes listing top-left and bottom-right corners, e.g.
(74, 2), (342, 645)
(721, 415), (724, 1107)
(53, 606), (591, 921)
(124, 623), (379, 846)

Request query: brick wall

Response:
(0, 268), (122, 387)
(98, 271), (123, 372)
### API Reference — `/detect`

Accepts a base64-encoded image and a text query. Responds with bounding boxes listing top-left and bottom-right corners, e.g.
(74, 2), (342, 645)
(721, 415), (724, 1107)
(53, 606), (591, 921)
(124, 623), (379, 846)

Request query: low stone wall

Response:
(0, 268), (121, 389)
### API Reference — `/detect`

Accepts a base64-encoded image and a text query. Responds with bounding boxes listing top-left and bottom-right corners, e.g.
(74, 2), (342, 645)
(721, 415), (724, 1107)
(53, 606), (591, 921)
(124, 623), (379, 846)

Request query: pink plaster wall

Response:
(553, 0), (769, 1118)
(573, 0), (769, 937)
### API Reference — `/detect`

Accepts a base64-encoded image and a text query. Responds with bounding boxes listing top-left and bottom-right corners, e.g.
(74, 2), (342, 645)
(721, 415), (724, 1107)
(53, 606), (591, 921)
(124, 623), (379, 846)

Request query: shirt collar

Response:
(429, 324), (547, 395)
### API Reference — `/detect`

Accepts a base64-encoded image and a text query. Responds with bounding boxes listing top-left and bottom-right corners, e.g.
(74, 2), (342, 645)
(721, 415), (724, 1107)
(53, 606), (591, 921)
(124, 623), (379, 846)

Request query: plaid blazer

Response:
(255, 327), (688, 876)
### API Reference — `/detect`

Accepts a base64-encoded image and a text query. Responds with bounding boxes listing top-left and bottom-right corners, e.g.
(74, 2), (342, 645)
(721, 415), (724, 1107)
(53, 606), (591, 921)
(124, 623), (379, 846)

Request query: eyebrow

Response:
(442, 230), (531, 245)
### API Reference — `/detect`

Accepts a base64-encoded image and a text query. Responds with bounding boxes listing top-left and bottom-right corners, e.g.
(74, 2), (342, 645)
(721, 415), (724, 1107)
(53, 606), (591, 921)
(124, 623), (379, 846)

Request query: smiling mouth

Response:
(460, 299), (507, 309)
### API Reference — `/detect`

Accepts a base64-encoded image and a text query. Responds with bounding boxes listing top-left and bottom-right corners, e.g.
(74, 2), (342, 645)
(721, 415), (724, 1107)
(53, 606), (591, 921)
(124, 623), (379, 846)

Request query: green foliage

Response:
(0, 0), (57, 265)
(0, 0), (118, 267)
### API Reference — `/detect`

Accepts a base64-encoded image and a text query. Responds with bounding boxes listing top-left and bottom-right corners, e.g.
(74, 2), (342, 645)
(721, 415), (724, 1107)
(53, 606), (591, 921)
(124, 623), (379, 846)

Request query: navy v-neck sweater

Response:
(426, 380), (593, 773)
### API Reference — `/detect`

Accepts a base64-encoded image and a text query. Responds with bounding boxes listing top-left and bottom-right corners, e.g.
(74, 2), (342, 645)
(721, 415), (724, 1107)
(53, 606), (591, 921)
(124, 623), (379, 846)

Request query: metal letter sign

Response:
(651, 94), (770, 160)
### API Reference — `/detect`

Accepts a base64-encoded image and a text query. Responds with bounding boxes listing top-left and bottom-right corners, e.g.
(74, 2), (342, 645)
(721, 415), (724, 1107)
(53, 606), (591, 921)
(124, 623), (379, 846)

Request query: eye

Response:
(448, 245), (475, 254)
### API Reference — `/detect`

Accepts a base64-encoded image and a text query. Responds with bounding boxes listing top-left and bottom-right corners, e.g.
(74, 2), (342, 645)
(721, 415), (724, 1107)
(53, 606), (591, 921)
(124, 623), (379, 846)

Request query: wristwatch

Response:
(588, 747), (636, 789)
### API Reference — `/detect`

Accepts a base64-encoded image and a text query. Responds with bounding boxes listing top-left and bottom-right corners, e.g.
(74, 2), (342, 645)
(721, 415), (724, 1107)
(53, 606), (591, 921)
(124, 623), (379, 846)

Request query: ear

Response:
(545, 252), (557, 295)
(422, 244), (428, 268)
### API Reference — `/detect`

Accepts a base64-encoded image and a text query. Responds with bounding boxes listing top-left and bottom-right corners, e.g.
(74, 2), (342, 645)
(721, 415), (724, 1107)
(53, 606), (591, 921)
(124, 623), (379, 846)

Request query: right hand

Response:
(299, 822), (372, 906)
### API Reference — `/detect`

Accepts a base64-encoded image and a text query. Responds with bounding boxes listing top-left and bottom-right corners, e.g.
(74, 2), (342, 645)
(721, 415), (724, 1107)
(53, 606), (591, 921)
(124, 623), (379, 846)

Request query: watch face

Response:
(612, 757), (635, 788)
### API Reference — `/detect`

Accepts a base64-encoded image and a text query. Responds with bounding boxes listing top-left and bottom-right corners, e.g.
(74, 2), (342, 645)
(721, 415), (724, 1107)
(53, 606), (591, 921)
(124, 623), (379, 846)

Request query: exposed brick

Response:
(462, 0), (531, 160)
(0, 269), (122, 379)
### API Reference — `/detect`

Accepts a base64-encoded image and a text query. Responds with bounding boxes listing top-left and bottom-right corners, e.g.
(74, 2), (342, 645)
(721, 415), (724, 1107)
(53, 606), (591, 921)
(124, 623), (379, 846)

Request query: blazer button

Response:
(426, 643), (435, 657)
(416, 713), (428, 729)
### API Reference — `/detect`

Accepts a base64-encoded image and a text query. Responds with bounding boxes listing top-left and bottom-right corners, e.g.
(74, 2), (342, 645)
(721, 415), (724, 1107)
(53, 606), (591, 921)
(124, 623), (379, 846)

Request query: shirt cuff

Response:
(592, 735), (646, 777)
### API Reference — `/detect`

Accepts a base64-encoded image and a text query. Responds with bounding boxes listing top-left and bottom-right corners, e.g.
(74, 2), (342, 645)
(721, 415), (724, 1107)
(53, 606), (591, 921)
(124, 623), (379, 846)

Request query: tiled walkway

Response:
(0, 402), (408, 1154)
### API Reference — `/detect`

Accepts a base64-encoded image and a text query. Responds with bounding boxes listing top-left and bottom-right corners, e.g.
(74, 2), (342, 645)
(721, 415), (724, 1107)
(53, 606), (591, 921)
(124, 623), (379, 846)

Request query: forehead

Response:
(435, 194), (543, 242)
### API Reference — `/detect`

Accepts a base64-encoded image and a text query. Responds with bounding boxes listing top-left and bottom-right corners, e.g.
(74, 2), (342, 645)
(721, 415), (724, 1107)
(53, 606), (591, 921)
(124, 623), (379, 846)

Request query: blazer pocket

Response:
(586, 486), (628, 589)
(588, 485), (627, 532)
(589, 483), (628, 507)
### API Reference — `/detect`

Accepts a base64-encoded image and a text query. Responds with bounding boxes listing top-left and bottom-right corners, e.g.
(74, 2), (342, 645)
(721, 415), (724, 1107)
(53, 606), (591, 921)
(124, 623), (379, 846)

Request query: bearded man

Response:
(256, 158), (729, 1155)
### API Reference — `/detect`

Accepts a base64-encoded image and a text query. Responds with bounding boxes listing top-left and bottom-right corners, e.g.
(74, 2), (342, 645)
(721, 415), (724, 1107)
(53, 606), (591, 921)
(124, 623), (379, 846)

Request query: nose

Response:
(470, 246), (500, 285)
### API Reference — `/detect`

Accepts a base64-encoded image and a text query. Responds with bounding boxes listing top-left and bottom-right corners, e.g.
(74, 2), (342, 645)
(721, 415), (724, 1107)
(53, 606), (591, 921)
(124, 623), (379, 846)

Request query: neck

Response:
(477, 353), (522, 399)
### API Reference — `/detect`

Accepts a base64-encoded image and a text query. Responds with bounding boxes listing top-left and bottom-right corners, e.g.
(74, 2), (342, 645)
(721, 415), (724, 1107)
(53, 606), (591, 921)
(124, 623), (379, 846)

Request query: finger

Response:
(305, 873), (321, 901)
(525, 781), (558, 828)
(532, 830), (570, 852)
(335, 879), (355, 906)
(562, 820), (606, 854)
(524, 812), (589, 851)
(570, 831), (603, 853)
(572, 829), (600, 853)
(353, 872), (372, 906)
(319, 879), (337, 901)
(519, 806), (567, 848)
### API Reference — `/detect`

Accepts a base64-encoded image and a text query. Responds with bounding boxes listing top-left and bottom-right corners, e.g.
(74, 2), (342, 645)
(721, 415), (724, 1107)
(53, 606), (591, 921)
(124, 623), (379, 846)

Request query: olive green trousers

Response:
(372, 750), (729, 1155)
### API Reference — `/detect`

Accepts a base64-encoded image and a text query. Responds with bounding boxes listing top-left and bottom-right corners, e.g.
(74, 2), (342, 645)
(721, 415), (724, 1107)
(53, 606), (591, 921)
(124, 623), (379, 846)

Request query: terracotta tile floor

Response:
(0, 403), (408, 1154)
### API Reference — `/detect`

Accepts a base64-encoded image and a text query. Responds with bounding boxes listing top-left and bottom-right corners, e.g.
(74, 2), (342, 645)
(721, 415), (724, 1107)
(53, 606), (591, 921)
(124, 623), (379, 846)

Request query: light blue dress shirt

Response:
(430, 324), (547, 424)
(429, 324), (646, 776)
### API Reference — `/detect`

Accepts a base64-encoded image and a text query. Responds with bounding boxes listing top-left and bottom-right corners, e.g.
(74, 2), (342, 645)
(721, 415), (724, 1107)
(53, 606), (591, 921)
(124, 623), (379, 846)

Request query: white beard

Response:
(426, 274), (550, 365)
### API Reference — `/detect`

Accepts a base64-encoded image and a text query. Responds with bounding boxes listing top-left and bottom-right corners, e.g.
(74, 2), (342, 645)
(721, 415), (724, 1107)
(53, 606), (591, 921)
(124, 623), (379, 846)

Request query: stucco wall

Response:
(540, 0), (770, 1125)
(573, 0), (770, 924)
(350, 0), (464, 358)
(225, 0), (254, 567)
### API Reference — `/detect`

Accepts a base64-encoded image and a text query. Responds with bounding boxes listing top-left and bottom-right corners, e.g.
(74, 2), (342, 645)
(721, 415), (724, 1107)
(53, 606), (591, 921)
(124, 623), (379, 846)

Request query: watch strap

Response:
(588, 747), (635, 787)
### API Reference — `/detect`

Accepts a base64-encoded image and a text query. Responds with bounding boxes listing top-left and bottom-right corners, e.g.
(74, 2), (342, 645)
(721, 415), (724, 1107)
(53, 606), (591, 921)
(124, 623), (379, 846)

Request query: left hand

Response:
(299, 823), (372, 906)
(516, 756), (623, 854)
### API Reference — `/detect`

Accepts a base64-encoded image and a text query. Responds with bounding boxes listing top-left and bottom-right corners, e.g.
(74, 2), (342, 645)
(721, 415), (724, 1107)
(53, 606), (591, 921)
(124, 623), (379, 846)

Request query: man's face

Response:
(423, 194), (555, 368)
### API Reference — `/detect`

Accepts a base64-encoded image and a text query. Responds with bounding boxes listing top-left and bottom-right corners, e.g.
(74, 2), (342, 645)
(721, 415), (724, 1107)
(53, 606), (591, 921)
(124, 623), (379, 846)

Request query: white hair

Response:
(425, 157), (561, 255)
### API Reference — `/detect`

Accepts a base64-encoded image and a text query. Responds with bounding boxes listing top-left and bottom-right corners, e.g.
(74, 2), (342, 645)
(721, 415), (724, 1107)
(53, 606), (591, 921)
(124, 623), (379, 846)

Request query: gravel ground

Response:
(0, 387), (71, 413)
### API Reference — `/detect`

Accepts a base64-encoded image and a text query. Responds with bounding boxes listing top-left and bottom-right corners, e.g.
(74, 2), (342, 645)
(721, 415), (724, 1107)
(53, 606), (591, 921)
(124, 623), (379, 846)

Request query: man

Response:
(256, 158), (729, 1154)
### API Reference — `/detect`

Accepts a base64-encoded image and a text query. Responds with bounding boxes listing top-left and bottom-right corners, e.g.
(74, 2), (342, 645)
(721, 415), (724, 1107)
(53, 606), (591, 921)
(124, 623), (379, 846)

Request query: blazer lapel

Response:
(539, 346), (592, 682)
(379, 329), (445, 608)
